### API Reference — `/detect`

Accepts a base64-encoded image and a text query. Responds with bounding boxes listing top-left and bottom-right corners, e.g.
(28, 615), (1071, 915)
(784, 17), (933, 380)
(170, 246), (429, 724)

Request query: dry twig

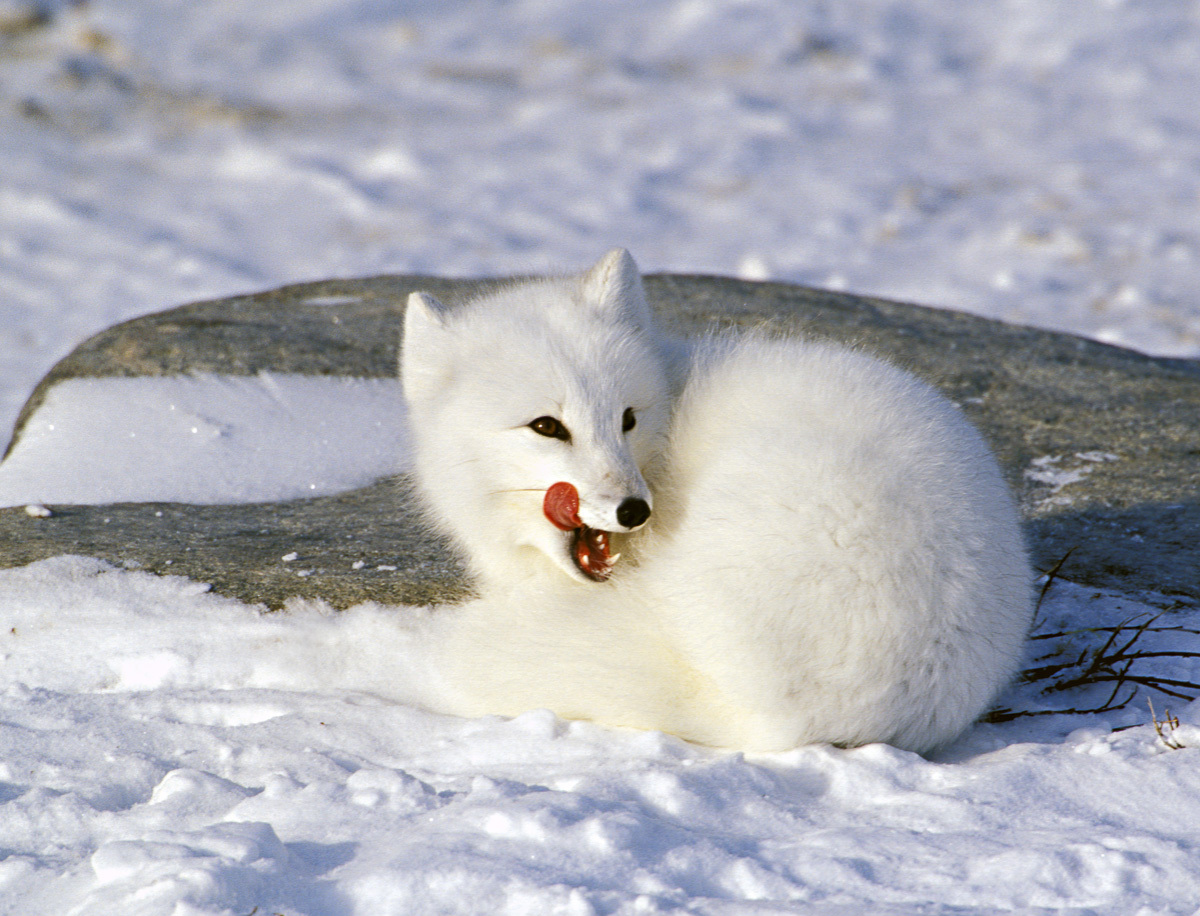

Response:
(986, 613), (1200, 723)
(1148, 698), (1186, 750)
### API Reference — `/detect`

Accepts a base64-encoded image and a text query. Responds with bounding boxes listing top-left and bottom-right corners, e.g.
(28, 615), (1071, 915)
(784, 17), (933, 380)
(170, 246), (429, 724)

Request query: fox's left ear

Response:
(402, 291), (453, 404)
(580, 248), (653, 330)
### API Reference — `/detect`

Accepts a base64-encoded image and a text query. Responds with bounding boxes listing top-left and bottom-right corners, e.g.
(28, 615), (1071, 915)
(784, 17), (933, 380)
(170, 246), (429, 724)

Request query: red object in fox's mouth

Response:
(543, 481), (582, 530)
(543, 482), (617, 582)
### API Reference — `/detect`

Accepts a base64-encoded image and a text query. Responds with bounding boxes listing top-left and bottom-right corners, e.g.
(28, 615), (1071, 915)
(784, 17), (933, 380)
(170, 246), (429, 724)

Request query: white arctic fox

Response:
(402, 249), (1032, 754)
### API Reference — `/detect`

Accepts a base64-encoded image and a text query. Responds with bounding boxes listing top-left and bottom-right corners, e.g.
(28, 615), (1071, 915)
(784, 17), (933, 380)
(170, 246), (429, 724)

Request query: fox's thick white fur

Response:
(403, 249), (1032, 754)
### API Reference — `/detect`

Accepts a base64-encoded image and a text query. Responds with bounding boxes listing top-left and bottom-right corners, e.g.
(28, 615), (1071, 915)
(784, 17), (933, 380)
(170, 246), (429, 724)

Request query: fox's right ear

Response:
(402, 291), (453, 403)
(581, 248), (653, 331)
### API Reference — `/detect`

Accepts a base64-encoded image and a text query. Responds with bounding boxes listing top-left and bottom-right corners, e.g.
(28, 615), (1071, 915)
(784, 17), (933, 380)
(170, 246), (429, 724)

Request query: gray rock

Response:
(1, 273), (1197, 608)
(0, 477), (471, 608)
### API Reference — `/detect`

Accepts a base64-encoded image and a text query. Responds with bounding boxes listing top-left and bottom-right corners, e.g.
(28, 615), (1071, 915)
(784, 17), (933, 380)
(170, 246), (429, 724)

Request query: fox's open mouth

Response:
(544, 482), (619, 582)
(569, 526), (616, 581)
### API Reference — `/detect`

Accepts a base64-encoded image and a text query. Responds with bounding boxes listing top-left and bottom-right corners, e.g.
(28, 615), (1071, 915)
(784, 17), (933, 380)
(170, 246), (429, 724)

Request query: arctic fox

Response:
(402, 249), (1032, 754)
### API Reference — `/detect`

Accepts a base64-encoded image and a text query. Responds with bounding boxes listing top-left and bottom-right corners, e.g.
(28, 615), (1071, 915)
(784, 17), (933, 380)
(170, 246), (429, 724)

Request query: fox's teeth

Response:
(609, 553), (621, 563)
(580, 555), (591, 567)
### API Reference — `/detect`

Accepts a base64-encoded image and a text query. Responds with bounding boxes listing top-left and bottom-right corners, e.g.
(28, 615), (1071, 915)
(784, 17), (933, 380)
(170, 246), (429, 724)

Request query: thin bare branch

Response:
(1034, 547), (1076, 615)
(991, 611), (1200, 720)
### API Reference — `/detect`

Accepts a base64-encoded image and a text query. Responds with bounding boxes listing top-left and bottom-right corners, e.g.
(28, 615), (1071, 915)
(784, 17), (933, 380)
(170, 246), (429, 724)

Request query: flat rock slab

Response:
(1, 273), (1197, 609)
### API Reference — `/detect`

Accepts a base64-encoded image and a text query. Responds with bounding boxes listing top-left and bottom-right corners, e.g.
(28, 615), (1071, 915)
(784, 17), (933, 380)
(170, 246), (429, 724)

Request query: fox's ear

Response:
(580, 248), (653, 330)
(402, 291), (453, 403)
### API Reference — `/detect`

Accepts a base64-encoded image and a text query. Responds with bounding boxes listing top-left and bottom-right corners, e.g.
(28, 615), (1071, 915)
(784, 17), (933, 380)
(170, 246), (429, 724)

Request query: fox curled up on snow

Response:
(402, 249), (1032, 754)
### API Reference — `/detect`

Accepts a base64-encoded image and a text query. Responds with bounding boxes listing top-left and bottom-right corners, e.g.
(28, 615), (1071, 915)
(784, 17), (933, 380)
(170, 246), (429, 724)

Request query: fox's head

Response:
(402, 249), (672, 588)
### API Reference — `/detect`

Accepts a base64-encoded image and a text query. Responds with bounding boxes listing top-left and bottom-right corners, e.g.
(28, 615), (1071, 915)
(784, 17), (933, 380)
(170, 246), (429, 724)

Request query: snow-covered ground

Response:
(0, 374), (409, 506)
(3, 1), (1200, 913)
(3, 555), (1200, 915)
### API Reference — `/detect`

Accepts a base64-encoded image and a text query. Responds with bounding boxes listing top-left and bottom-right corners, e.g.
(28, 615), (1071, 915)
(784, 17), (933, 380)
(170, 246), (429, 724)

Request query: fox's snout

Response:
(578, 492), (651, 535)
(616, 497), (651, 530)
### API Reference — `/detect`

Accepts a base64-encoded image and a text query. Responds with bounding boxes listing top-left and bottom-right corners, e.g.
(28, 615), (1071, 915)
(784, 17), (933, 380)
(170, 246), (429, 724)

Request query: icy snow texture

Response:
(2, 558), (1200, 914)
(4, 1), (1200, 913)
(0, 375), (408, 506)
(3, 0), (1200, 449)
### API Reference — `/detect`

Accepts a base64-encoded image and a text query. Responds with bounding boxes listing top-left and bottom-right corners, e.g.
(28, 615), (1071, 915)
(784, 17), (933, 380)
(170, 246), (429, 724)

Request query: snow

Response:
(3, 558), (1200, 915)
(3, 1), (1200, 913)
(1023, 451), (1121, 510)
(4, 1), (1200, 446)
(0, 375), (408, 506)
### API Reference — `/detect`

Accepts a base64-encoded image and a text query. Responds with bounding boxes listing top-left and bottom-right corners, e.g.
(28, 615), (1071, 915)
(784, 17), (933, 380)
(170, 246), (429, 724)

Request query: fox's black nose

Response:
(616, 497), (651, 530)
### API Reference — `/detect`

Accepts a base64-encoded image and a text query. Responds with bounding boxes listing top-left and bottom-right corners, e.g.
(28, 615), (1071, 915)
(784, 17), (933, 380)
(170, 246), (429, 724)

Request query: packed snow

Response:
(3, 1), (1200, 914)
(3, 555), (1200, 915)
(0, 375), (408, 506)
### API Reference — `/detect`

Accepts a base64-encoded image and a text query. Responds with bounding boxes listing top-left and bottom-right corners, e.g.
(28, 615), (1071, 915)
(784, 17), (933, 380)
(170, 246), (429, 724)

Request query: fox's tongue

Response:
(543, 481), (582, 530)
(543, 482), (616, 582)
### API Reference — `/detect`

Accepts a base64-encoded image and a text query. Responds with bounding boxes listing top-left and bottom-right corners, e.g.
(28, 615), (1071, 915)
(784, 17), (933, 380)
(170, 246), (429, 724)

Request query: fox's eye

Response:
(529, 416), (570, 441)
(622, 407), (636, 432)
